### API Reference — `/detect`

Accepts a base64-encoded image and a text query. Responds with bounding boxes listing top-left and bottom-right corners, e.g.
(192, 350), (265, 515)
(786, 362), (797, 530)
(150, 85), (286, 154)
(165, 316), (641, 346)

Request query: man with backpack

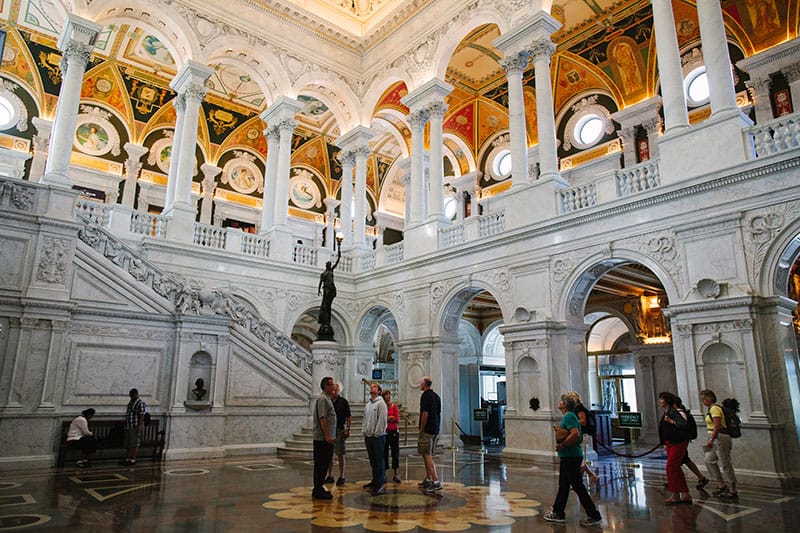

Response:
(700, 389), (738, 499)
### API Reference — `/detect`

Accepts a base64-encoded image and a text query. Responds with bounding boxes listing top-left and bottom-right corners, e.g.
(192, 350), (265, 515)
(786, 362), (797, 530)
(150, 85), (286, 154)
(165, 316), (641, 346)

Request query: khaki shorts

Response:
(417, 431), (438, 456)
(124, 428), (141, 449)
(334, 428), (347, 456)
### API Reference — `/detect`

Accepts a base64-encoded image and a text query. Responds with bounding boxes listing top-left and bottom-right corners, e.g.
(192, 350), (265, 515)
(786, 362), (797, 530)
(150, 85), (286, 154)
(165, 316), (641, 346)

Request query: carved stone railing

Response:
(193, 222), (226, 249)
(616, 160), (661, 198)
(360, 252), (377, 271)
(76, 199), (112, 226)
(75, 215), (312, 374)
(478, 210), (505, 237)
(241, 233), (270, 258)
(559, 183), (597, 214)
(749, 113), (800, 158)
(130, 211), (168, 239)
(439, 223), (465, 249)
(293, 243), (318, 266)
(385, 242), (404, 264)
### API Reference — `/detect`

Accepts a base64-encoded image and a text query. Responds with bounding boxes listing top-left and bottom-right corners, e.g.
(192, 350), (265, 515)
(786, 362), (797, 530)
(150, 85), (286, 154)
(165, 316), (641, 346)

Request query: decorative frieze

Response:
(36, 237), (71, 284)
(743, 202), (800, 286)
(0, 179), (37, 212)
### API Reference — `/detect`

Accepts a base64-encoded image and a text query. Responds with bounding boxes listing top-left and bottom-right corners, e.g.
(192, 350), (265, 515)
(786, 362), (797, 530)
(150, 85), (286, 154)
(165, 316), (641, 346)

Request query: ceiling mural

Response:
(0, 0), (797, 227)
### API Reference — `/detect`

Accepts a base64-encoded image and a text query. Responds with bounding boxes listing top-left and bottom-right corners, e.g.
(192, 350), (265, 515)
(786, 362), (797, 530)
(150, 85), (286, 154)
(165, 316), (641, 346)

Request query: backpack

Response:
(681, 408), (698, 440)
(144, 412), (152, 426)
(575, 404), (596, 436)
(707, 404), (741, 438)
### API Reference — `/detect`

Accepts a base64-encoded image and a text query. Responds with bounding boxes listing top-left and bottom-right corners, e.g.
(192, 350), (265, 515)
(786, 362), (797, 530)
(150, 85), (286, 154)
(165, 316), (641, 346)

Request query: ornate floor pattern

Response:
(263, 480), (540, 531)
(0, 448), (798, 531)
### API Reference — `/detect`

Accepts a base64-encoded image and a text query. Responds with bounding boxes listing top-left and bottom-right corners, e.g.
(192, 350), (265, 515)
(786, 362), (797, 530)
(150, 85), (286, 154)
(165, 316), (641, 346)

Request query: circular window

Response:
(575, 114), (604, 146)
(0, 95), (19, 130)
(685, 66), (710, 106)
(493, 150), (512, 178)
(443, 195), (457, 220)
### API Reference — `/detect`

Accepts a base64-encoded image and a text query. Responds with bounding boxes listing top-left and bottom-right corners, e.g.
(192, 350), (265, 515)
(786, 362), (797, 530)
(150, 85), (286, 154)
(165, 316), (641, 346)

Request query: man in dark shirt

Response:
(417, 376), (442, 493)
(123, 388), (146, 466)
(312, 377), (336, 500)
(325, 383), (352, 486)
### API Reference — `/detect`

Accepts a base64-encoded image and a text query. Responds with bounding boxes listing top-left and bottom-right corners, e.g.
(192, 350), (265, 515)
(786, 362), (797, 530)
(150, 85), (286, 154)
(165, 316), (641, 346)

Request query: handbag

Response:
(553, 425), (569, 444)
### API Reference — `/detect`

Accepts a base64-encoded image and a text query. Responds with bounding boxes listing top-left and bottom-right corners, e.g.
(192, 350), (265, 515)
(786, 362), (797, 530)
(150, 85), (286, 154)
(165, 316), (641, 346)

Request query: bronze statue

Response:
(317, 243), (341, 341)
(192, 378), (207, 401)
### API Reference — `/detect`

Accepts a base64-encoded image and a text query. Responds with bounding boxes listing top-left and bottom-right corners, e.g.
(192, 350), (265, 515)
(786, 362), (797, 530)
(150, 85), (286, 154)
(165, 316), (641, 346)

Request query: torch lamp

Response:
(335, 232), (344, 254)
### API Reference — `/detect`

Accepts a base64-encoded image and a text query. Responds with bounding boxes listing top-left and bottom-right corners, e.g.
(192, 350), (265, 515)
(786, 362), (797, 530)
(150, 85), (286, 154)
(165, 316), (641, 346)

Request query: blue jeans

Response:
(365, 435), (386, 489)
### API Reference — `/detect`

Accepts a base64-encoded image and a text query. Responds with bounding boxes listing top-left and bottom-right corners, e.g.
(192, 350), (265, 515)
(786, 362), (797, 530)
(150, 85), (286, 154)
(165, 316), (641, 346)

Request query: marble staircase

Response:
(277, 405), (419, 457)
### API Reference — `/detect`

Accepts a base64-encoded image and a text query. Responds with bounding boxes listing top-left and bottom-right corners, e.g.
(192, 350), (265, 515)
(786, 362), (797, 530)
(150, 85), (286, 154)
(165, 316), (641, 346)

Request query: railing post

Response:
(225, 227), (244, 254)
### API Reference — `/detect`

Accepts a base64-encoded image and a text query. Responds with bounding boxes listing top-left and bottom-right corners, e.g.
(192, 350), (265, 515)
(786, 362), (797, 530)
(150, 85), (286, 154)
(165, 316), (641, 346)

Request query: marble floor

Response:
(1, 446), (798, 532)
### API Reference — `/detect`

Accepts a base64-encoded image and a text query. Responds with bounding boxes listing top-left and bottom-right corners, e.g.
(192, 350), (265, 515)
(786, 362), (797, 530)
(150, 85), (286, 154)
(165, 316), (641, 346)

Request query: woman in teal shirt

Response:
(544, 394), (602, 527)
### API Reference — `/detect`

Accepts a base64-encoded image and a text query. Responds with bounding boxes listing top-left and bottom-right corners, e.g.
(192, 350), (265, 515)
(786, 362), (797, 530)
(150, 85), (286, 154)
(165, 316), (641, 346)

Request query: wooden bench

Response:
(57, 418), (165, 467)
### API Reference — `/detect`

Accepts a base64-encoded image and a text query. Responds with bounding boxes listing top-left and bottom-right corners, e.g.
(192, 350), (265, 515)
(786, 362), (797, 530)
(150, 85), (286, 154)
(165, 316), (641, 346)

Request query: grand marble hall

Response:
(0, 0), (800, 530)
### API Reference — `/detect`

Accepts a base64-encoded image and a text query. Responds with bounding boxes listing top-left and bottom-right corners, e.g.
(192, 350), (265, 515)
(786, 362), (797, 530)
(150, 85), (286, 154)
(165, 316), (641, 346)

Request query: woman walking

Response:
(700, 389), (738, 498)
(658, 392), (692, 504)
(543, 394), (602, 527)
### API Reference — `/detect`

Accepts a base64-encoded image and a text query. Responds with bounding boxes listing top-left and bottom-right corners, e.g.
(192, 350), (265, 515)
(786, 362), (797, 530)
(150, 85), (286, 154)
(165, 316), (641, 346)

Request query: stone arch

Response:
(431, 7), (510, 81)
(90, 2), (200, 65)
(355, 304), (400, 348)
(436, 282), (509, 339)
(292, 75), (361, 133)
(363, 71), (412, 120)
(443, 132), (476, 174)
(291, 305), (351, 348)
(754, 211), (800, 298)
(560, 253), (681, 325)
(201, 44), (287, 107)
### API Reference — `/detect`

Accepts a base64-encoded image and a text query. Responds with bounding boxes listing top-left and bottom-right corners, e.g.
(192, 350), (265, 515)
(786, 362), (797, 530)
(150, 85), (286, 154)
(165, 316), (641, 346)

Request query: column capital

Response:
(337, 149), (356, 166)
(277, 118), (297, 135)
(351, 145), (372, 159)
(499, 50), (530, 74)
(407, 109), (429, 130)
(261, 96), (303, 125)
(59, 41), (94, 72)
(123, 142), (149, 161)
(400, 78), (453, 112)
(610, 96), (662, 129)
(425, 100), (448, 119)
(493, 11), (562, 55)
(529, 39), (556, 61)
(169, 60), (214, 97)
(263, 124), (280, 141)
(335, 125), (376, 151)
(200, 163), (222, 195)
(57, 14), (101, 51)
(324, 197), (341, 212)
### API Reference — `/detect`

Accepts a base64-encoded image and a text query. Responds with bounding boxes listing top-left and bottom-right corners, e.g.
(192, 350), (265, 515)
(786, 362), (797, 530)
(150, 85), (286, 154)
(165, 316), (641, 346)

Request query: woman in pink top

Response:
(382, 389), (401, 483)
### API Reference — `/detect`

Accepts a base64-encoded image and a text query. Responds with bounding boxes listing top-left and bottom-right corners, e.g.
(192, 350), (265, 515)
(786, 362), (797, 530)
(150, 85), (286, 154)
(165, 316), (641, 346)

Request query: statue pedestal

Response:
(311, 340), (342, 397)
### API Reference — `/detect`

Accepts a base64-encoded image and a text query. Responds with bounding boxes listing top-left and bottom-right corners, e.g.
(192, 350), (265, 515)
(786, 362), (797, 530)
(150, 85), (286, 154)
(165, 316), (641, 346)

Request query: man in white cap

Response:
(417, 376), (442, 493)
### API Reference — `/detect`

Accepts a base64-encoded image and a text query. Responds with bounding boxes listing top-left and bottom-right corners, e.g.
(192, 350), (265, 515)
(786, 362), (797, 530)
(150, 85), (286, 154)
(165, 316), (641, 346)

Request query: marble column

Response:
(122, 143), (148, 208)
(352, 145), (371, 250)
(425, 94), (451, 222)
(744, 77), (774, 124)
(259, 124), (279, 234)
(324, 197), (340, 251)
(530, 39), (561, 183)
(616, 126), (636, 166)
(169, 61), (213, 211)
(199, 163), (221, 224)
(335, 125), (375, 250)
(273, 118), (297, 229)
(650, 0), (689, 132)
(696, 0), (738, 116)
(164, 95), (186, 212)
(338, 151), (354, 248)
(29, 117), (52, 183)
(42, 15), (101, 187)
(500, 51), (531, 187)
(784, 64), (800, 115)
(405, 109), (428, 226)
(642, 118), (662, 158)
